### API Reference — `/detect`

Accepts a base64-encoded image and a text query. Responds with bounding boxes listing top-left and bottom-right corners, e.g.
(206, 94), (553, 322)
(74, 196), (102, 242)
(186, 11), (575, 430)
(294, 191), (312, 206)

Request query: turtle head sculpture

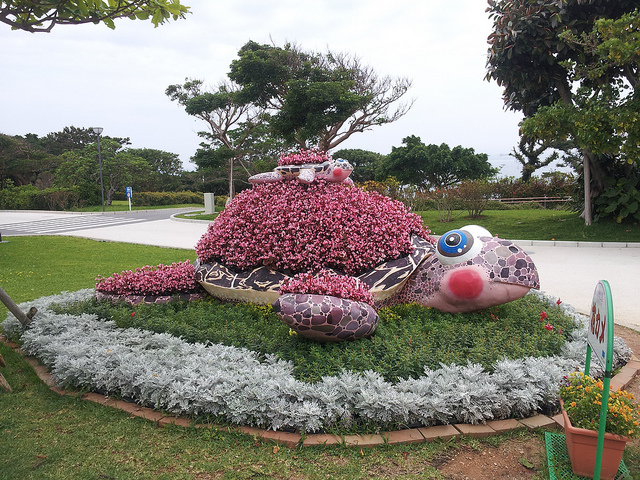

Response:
(384, 225), (539, 313)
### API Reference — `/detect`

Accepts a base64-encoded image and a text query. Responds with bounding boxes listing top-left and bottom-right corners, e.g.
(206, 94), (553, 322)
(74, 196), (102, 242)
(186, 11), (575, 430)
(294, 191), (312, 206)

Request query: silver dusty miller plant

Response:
(2, 289), (631, 433)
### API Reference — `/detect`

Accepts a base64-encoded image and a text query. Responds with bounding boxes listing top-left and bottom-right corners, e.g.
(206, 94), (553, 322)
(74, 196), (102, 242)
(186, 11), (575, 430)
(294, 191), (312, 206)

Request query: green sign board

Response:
(584, 280), (615, 480)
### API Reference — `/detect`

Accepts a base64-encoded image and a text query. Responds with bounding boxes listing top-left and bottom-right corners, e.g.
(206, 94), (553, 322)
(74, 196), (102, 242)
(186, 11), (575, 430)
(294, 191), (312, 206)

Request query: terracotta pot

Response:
(561, 401), (631, 480)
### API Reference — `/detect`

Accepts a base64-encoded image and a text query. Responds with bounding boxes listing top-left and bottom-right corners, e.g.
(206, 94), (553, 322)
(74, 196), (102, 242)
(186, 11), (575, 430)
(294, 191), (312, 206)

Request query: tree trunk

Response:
(582, 150), (593, 226)
(0, 287), (36, 327)
(228, 157), (234, 200)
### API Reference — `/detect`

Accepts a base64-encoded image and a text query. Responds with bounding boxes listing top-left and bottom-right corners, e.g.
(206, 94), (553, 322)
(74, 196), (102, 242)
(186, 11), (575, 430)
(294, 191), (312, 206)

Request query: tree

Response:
(0, 0), (189, 33)
(332, 148), (383, 184)
(127, 148), (183, 191)
(55, 139), (151, 205)
(0, 133), (36, 187)
(166, 78), (288, 199)
(486, 0), (639, 224)
(521, 9), (640, 223)
(228, 41), (413, 152)
(509, 136), (578, 182)
(379, 135), (497, 190)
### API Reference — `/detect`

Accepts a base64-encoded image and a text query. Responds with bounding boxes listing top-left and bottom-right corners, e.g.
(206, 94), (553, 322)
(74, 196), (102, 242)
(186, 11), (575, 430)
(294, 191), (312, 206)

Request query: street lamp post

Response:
(92, 127), (105, 213)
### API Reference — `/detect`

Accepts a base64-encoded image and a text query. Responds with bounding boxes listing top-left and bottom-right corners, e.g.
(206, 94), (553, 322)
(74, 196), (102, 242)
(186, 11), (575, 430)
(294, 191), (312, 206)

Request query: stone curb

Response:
(2, 336), (639, 448)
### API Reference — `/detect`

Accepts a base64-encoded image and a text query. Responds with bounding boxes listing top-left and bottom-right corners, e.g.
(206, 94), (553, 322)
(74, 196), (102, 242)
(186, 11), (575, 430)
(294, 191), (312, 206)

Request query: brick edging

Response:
(3, 336), (638, 448)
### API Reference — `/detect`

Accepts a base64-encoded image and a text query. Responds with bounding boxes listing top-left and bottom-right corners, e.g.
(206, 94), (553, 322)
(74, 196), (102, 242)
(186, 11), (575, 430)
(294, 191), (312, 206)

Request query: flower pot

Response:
(561, 402), (631, 480)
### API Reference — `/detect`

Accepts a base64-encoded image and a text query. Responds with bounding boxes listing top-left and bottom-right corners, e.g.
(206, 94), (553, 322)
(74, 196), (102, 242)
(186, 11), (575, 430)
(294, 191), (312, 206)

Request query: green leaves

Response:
(0, 0), (189, 32)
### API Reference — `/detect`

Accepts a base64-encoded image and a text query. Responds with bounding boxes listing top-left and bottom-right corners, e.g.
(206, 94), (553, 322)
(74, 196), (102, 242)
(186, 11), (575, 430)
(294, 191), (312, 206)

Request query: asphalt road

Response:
(1, 209), (639, 331)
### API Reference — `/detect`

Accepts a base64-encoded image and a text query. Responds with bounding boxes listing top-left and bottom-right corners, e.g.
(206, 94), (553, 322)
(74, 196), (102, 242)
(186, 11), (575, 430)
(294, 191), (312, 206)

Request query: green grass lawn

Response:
(420, 209), (640, 242)
(1, 210), (640, 478)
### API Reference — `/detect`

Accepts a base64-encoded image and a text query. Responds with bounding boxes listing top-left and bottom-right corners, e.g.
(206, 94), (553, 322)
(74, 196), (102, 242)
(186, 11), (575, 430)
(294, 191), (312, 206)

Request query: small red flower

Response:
(544, 323), (553, 331)
(556, 298), (562, 306)
(131, 312), (135, 317)
(539, 311), (548, 322)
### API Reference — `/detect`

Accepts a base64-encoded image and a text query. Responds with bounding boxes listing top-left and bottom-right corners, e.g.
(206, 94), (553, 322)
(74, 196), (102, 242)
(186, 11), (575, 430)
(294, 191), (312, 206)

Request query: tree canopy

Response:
(166, 78), (289, 199)
(228, 41), (414, 152)
(331, 148), (383, 184)
(0, 0), (189, 33)
(379, 135), (496, 190)
(55, 139), (151, 205)
(485, 0), (639, 224)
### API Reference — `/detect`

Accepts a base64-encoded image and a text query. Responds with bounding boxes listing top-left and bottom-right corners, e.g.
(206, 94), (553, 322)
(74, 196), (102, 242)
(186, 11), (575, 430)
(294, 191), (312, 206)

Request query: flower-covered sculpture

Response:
(194, 149), (540, 342)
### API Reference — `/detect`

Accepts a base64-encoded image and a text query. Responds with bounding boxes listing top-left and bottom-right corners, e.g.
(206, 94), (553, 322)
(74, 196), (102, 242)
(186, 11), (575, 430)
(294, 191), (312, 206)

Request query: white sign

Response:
(587, 280), (612, 368)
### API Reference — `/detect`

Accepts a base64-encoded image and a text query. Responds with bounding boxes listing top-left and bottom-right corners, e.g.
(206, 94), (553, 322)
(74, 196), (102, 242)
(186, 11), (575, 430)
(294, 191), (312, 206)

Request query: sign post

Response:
(126, 186), (132, 211)
(584, 280), (615, 480)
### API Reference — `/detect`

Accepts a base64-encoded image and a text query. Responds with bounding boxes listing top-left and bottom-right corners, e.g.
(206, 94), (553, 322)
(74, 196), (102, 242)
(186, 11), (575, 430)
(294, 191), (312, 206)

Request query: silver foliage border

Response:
(1, 289), (631, 433)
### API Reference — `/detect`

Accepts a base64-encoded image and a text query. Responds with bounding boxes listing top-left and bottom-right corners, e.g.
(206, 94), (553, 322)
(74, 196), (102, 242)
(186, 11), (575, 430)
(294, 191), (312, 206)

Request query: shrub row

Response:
(0, 185), (84, 210)
(112, 190), (204, 206)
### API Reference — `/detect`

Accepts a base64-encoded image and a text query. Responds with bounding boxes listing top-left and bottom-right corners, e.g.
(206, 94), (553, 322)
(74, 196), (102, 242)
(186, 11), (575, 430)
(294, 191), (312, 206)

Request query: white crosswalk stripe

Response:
(0, 215), (148, 235)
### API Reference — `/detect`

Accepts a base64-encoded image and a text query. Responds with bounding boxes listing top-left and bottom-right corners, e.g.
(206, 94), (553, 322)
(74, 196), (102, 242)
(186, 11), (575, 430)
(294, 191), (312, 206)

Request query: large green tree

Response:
(166, 79), (282, 199)
(0, 0), (189, 33)
(521, 9), (640, 223)
(486, 0), (638, 224)
(127, 147), (183, 191)
(228, 41), (413, 152)
(0, 134), (36, 188)
(55, 139), (151, 205)
(379, 135), (497, 190)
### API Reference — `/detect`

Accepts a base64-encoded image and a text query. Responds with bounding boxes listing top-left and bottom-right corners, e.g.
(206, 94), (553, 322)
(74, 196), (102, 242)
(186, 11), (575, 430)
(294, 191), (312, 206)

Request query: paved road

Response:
(1, 209), (639, 330)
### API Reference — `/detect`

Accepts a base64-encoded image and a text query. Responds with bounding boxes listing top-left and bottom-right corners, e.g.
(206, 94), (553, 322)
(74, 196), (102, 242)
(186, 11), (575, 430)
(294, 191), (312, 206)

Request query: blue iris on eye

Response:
(438, 230), (469, 255)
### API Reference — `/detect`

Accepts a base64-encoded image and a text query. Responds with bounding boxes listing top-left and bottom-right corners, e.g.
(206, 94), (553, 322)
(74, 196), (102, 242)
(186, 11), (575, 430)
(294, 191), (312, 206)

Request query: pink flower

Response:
(279, 270), (374, 305)
(278, 148), (331, 166)
(544, 323), (553, 331)
(95, 260), (200, 296)
(196, 180), (432, 277)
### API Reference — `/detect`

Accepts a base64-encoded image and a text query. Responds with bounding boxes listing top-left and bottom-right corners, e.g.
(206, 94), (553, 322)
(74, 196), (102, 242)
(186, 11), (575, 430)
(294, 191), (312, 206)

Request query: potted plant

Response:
(559, 371), (640, 480)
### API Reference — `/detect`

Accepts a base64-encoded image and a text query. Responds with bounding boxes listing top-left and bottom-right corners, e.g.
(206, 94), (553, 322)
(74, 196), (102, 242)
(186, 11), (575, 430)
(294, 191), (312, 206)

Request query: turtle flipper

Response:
(249, 171), (283, 184)
(273, 293), (379, 342)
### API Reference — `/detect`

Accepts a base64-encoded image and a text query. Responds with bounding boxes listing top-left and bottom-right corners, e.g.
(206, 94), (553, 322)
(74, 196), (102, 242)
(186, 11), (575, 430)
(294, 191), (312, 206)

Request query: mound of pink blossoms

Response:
(279, 270), (374, 305)
(278, 148), (330, 166)
(196, 181), (432, 276)
(95, 261), (200, 296)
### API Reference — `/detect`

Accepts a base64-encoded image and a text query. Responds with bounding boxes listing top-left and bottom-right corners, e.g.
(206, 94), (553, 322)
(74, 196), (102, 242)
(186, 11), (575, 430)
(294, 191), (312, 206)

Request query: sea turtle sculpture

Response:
(248, 158), (354, 185)
(194, 152), (540, 343)
(195, 225), (539, 342)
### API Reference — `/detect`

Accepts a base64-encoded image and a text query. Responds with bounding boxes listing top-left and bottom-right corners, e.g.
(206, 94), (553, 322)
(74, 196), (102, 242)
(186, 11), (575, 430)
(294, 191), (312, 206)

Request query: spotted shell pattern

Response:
(274, 293), (379, 342)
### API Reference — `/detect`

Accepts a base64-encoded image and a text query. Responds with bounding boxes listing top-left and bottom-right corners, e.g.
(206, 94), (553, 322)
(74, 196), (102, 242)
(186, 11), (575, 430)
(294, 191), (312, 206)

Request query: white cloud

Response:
(0, 0), (567, 177)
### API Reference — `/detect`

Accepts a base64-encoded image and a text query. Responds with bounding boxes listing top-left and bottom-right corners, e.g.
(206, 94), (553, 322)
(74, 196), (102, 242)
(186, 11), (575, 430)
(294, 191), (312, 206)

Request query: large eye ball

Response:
(436, 229), (482, 265)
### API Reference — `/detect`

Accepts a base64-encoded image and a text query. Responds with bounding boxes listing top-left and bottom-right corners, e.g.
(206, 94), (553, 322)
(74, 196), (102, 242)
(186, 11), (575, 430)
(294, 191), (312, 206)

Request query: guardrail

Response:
(496, 196), (572, 206)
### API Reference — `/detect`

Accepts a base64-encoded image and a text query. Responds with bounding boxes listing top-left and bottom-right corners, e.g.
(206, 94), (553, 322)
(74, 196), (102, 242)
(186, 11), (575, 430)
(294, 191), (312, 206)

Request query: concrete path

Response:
(1, 210), (639, 330)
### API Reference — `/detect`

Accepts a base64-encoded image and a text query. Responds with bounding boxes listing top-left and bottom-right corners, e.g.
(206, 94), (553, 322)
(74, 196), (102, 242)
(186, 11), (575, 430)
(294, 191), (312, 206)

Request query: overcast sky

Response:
(1, 0), (566, 177)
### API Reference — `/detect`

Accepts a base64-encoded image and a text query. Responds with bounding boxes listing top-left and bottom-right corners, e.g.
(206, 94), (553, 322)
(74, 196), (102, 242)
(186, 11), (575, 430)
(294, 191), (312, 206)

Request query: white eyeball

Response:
(436, 225), (491, 265)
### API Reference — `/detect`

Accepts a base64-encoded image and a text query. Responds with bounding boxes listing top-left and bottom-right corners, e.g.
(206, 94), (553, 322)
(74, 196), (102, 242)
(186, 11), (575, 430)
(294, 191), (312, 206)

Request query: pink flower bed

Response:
(95, 260), (200, 296)
(279, 270), (375, 305)
(196, 180), (432, 276)
(278, 148), (331, 166)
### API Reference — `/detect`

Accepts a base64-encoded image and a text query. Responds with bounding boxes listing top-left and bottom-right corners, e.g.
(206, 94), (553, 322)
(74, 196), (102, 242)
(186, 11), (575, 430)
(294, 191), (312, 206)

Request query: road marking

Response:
(0, 215), (148, 235)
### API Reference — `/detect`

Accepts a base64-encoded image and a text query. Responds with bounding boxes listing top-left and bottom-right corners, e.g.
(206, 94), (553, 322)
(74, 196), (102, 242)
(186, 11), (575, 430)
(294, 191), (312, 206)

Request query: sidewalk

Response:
(1, 210), (639, 330)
